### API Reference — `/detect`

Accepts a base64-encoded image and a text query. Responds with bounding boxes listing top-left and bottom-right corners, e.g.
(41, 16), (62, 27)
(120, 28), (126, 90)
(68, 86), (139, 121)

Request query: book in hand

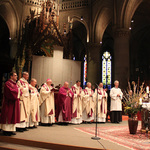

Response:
(51, 88), (59, 92)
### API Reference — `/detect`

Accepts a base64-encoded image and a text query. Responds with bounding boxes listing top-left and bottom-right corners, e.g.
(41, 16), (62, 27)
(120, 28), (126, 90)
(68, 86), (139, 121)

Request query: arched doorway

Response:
(0, 15), (13, 103)
(72, 20), (87, 86)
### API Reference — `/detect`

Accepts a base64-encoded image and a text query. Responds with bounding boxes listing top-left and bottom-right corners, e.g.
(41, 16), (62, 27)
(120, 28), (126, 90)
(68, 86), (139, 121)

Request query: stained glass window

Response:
(102, 51), (112, 89)
(83, 55), (87, 86)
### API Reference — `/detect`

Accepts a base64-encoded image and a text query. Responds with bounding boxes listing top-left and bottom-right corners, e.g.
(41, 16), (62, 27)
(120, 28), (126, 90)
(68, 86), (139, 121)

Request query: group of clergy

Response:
(0, 71), (123, 136)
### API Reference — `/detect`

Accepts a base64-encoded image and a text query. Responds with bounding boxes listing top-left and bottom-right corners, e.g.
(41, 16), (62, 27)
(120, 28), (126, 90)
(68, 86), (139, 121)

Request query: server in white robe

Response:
(82, 82), (95, 123)
(94, 82), (107, 123)
(29, 78), (40, 128)
(16, 72), (30, 131)
(110, 80), (123, 123)
(71, 80), (83, 124)
(40, 79), (55, 125)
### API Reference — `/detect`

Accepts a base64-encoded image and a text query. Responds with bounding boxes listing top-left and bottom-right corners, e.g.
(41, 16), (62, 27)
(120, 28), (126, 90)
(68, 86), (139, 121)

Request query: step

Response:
(0, 136), (105, 150)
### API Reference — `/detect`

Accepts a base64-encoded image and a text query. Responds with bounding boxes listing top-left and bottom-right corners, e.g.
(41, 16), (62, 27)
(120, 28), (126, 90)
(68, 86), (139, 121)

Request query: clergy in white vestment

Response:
(94, 82), (107, 123)
(110, 80), (123, 123)
(40, 79), (55, 125)
(29, 78), (40, 128)
(16, 72), (30, 131)
(82, 82), (95, 123)
(71, 80), (83, 124)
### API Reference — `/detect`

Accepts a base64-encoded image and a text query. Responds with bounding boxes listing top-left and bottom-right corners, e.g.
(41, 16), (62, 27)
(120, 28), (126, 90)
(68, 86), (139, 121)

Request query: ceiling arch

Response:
(0, 0), (20, 39)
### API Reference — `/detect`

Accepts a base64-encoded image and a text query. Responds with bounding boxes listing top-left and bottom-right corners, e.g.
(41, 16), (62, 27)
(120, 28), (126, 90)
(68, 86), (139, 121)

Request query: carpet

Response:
(75, 125), (150, 150)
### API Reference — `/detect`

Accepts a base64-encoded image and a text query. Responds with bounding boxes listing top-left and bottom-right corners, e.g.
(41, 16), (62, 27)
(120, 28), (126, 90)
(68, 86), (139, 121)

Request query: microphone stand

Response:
(91, 83), (100, 140)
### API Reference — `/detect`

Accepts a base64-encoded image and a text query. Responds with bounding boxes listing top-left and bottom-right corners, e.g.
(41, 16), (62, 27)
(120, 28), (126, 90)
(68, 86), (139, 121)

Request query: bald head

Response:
(22, 72), (29, 80)
(64, 82), (69, 88)
(30, 78), (37, 87)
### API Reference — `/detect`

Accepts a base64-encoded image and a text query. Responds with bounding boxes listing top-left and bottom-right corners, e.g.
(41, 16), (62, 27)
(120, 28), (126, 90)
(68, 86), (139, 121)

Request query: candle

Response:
(139, 98), (142, 105)
(68, 16), (70, 22)
(146, 86), (149, 94)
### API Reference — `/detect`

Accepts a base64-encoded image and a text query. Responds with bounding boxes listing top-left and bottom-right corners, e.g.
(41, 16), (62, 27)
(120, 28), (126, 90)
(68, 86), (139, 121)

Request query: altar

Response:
(141, 102), (150, 131)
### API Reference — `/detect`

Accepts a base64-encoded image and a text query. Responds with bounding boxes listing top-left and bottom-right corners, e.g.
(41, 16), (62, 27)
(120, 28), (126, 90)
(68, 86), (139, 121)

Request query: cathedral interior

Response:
(1, 0), (150, 101)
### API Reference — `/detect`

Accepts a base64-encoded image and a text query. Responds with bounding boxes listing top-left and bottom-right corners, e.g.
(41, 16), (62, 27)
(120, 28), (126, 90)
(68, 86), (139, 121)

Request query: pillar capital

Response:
(113, 28), (130, 38)
(87, 42), (101, 49)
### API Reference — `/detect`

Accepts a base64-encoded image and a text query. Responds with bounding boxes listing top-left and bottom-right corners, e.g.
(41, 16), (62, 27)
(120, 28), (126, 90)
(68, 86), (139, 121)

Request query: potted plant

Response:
(123, 81), (143, 134)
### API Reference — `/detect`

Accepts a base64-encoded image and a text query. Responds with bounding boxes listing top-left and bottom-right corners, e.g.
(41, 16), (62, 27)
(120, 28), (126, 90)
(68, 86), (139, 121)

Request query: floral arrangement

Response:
(123, 80), (144, 118)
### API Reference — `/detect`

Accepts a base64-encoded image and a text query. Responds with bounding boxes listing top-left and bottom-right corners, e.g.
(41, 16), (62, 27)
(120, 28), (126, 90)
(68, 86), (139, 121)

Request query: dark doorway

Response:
(0, 15), (13, 103)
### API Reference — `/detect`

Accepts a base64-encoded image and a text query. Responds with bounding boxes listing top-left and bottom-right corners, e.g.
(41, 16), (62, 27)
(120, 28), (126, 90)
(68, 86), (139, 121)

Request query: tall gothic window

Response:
(102, 51), (112, 89)
(83, 55), (87, 87)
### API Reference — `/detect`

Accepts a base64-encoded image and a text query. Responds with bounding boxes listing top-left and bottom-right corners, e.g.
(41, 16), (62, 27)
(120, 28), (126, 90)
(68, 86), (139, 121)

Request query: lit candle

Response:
(146, 86), (149, 94)
(68, 16), (70, 22)
(139, 98), (142, 105)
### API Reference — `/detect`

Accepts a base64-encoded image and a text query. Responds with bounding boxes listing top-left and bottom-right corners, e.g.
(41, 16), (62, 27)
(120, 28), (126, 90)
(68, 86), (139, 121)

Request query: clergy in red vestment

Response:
(0, 72), (21, 136)
(57, 82), (74, 124)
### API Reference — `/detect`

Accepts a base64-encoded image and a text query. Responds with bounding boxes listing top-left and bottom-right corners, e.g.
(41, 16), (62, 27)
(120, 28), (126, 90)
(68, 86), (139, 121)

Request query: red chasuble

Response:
(0, 79), (20, 124)
(56, 86), (74, 121)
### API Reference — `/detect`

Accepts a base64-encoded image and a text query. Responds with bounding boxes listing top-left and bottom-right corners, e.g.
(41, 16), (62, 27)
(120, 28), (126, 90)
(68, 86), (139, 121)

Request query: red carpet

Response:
(75, 125), (150, 150)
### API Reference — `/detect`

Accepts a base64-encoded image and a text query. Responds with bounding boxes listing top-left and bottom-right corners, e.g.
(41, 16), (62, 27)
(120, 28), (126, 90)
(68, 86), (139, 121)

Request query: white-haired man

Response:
(16, 72), (30, 131)
(110, 80), (123, 123)
(82, 82), (95, 123)
(40, 79), (55, 125)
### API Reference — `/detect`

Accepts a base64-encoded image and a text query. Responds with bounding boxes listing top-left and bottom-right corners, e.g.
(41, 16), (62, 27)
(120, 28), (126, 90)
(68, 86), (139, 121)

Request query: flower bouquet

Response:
(122, 80), (144, 134)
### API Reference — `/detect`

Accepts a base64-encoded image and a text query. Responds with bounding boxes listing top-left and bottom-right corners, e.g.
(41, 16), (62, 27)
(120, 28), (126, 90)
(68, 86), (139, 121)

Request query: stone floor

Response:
(0, 120), (135, 150)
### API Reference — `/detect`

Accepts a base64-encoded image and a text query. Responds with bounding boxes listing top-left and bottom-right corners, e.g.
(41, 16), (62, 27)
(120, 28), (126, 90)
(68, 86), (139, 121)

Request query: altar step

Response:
(0, 143), (47, 150)
(0, 136), (107, 150)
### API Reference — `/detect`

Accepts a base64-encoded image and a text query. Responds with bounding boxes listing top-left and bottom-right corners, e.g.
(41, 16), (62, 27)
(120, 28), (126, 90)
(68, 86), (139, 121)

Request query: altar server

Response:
(82, 82), (95, 123)
(95, 82), (107, 123)
(0, 72), (21, 136)
(71, 80), (83, 124)
(110, 80), (123, 123)
(29, 78), (40, 128)
(40, 79), (55, 125)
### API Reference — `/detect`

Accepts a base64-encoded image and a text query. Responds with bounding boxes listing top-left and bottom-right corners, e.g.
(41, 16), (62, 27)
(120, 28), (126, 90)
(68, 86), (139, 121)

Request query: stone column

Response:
(87, 43), (101, 85)
(113, 29), (130, 89)
(10, 38), (18, 59)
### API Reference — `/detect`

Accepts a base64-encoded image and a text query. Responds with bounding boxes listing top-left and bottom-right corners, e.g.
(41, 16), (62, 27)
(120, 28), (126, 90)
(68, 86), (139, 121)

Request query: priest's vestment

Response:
(0, 79), (20, 131)
(71, 84), (83, 124)
(40, 83), (55, 124)
(29, 85), (40, 127)
(82, 87), (95, 122)
(94, 87), (107, 122)
(17, 77), (30, 128)
(57, 86), (74, 122)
